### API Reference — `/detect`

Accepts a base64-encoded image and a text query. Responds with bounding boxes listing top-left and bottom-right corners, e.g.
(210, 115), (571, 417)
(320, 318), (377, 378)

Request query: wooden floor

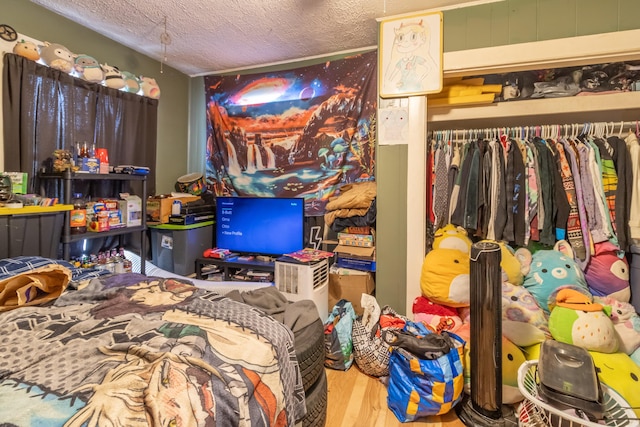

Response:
(325, 365), (466, 427)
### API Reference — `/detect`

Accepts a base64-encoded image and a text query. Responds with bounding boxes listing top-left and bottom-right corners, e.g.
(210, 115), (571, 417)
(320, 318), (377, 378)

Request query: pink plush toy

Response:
(584, 242), (631, 302)
(595, 295), (640, 355)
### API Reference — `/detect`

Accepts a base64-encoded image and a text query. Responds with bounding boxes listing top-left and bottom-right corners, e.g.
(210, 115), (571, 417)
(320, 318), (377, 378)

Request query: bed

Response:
(0, 256), (309, 426)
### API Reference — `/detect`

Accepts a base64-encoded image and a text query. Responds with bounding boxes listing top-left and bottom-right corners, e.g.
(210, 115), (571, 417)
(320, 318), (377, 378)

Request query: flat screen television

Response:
(215, 196), (305, 256)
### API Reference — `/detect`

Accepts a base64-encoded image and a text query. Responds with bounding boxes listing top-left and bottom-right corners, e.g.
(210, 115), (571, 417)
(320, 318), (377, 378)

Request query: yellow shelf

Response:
(0, 204), (73, 215)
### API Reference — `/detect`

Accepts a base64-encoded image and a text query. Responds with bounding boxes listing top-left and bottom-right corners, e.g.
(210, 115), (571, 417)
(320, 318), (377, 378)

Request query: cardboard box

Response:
(147, 195), (200, 223)
(328, 271), (375, 316)
(333, 244), (376, 272)
(119, 194), (142, 227)
(1, 172), (28, 194)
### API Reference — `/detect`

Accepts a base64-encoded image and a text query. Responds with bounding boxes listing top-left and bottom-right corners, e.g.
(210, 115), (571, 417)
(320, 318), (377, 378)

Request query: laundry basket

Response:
(517, 360), (638, 427)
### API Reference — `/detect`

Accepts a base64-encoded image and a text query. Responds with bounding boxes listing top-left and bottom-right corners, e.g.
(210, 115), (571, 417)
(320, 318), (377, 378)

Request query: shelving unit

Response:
(428, 91), (640, 130)
(39, 170), (147, 274)
(195, 257), (275, 282)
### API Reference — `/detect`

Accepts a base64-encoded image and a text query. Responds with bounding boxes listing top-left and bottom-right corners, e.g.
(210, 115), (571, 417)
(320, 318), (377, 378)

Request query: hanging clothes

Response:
(625, 131), (640, 243)
(608, 135), (632, 252)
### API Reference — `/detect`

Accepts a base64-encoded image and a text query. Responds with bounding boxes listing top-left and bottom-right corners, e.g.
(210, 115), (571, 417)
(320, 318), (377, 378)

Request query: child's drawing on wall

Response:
(380, 12), (442, 98)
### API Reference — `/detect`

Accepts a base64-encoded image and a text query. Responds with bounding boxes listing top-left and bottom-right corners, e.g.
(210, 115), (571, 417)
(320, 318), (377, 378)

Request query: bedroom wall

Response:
(1, 0), (190, 195)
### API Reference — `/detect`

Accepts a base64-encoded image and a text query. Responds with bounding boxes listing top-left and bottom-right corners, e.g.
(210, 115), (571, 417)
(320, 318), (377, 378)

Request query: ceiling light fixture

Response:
(159, 16), (171, 74)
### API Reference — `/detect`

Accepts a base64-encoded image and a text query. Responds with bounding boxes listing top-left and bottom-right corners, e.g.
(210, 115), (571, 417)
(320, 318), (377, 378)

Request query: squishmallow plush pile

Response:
(502, 281), (550, 347)
(584, 241), (631, 302)
(420, 248), (470, 308)
(548, 289), (618, 353)
(518, 240), (591, 314)
(594, 295), (640, 355)
(589, 351), (640, 417)
(432, 224), (472, 253)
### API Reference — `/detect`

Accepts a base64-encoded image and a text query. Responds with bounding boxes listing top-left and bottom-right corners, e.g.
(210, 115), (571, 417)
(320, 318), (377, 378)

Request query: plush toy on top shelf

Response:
(101, 63), (125, 90)
(121, 71), (141, 94)
(39, 42), (74, 73)
(74, 54), (103, 83)
(13, 39), (40, 61)
(140, 76), (161, 99)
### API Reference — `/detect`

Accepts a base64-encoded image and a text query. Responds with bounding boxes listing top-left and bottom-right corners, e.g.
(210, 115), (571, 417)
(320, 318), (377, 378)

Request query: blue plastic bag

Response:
(387, 322), (465, 422)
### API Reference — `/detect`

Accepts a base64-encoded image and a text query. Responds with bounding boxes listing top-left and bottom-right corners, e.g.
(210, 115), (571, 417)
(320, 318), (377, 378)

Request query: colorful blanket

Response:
(0, 268), (305, 426)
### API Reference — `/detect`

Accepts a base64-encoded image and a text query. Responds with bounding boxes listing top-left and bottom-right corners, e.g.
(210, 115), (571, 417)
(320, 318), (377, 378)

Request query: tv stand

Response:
(195, 257), (275, 282)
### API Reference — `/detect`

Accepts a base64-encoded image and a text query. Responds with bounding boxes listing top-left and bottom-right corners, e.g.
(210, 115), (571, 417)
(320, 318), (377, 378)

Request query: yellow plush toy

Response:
(432, 224), (473, 253)
(589, 351), (640, 417)
(420, 248), (470, 307)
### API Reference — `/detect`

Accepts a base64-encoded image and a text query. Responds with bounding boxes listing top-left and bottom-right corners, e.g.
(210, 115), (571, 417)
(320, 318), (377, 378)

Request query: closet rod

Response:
(431, 120), (640, 141)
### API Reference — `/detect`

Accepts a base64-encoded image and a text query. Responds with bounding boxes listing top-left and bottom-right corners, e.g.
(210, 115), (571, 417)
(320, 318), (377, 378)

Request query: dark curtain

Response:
(2, 53), (158, 195)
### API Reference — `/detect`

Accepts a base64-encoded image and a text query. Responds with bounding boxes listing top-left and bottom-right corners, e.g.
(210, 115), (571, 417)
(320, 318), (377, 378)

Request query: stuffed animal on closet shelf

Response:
(501, 281), (550, 347)
(518, 240), (591, 314)
(548, 289), (618, 353)
(584, 241), (631, 302)
(12, 39), (40, 61)
(589, 351), (640, 417)
(594, 295), (640, 355)
(39, 42), (74, 73)
(420, 247), (470, 308)
(140, 76), (161, 99)
(101, 64), (125, 90)
(74, 54), (103, 83)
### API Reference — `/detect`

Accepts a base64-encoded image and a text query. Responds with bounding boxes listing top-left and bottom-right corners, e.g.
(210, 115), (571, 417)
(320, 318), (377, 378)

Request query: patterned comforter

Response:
(0, 260), (305, 427)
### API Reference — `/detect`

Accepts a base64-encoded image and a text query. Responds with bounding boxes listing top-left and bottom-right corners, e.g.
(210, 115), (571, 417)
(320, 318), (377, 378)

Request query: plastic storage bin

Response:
(149, 221), (213, 276)
(0, 206), (69, 259)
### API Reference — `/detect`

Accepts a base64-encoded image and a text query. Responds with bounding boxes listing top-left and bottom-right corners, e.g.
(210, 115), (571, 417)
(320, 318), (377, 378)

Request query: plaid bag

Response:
(352, 305), (408, 377)
(387, 324), (465, 422)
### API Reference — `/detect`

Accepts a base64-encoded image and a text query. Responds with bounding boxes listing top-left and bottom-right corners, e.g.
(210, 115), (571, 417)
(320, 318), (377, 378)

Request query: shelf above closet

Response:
(427, 91), (640, 129)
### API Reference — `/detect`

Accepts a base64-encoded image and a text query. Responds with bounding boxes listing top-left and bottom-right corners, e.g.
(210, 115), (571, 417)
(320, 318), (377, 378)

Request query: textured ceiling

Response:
(32, 0), (496, 77)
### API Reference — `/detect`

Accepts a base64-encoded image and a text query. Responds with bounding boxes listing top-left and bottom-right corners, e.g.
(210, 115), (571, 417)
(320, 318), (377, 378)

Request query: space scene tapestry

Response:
(204, 50), (377, 216)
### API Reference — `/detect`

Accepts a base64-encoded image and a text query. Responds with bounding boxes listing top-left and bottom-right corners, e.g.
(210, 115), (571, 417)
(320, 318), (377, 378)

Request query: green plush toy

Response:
(548, 289), (618, 353)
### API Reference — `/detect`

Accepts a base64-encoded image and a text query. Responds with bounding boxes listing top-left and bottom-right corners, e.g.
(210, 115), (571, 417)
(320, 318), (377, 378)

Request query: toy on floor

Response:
(420, 247), (470, 307)
(584, 241), (631, 302)
(548, 289), (618, 353)
(589, 350), (640, 418)
(501, 281), (550, 347)
(518, 240), (591, 314)
(595, 295), (640, 355)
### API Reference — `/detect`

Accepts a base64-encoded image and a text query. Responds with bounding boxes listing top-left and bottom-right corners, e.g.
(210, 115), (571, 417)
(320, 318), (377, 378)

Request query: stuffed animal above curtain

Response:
(203, 51), (377, 216)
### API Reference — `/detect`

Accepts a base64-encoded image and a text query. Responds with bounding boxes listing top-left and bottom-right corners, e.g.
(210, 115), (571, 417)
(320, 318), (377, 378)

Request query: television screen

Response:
(215, 196), (304, 256)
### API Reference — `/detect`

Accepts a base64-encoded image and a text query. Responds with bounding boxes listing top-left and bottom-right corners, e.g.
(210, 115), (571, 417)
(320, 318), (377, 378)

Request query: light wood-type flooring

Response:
(325, 365), (466, 427)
